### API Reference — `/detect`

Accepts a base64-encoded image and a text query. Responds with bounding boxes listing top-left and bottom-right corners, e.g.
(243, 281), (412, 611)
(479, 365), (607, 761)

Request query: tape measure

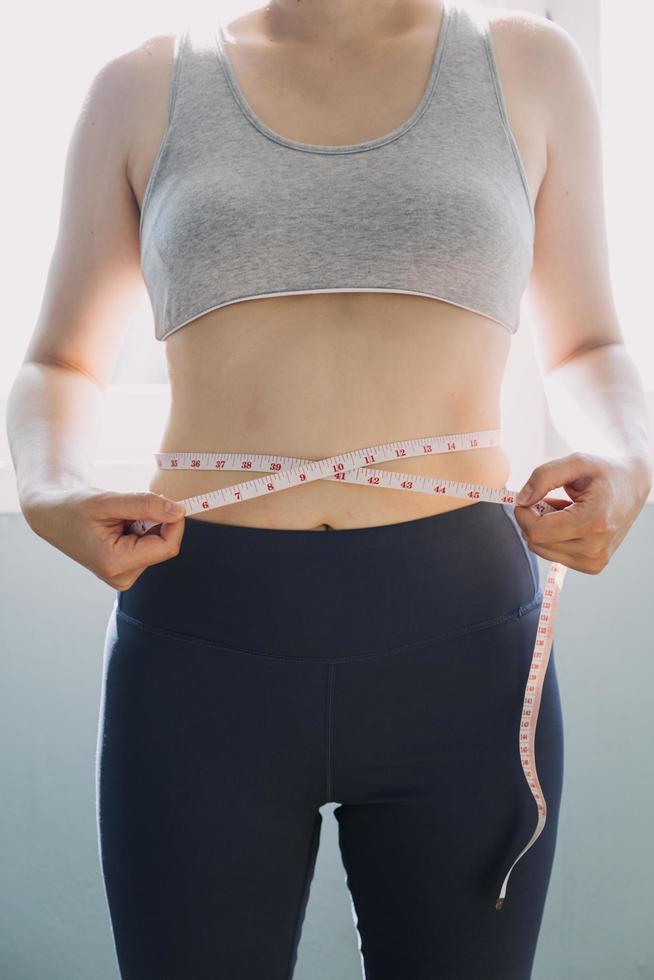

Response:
(127, 428), (567, 910)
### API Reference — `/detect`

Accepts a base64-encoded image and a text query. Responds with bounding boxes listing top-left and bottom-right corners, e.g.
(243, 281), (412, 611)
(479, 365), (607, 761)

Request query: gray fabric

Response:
(140, 0), (535, 342)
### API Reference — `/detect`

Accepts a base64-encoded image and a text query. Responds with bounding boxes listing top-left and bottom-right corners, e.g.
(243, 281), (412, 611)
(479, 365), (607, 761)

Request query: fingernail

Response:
(516, 484), (534, 505)
(165, 500), (185, 514)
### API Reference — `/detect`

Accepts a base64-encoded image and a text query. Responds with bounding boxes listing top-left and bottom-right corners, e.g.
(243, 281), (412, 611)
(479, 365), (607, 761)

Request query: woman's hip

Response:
(114, 500), (540, 660)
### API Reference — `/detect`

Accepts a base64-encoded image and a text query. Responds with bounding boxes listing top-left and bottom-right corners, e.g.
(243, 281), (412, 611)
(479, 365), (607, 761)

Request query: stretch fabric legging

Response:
(96, 500), (564, 980)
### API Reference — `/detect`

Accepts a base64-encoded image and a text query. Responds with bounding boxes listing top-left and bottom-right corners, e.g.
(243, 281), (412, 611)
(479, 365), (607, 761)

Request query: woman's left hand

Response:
(512, 451), (652, 574)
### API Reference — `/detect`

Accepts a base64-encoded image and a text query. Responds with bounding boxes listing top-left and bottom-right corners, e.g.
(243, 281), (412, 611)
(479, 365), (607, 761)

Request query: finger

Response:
(522, 540), (602, 575)
(99, 490), (186, 525)
(520, 524), (587, 557)
(521, 539), (576, 567)
(159, 513), (186, 551)
(515, 452), (597, 507)
(134, 515), (186, 567)
(140, 512), (187, 550)
(114, 513), (185, 567)
(514, 497), (589, 544)
(513, 495), (572, 530)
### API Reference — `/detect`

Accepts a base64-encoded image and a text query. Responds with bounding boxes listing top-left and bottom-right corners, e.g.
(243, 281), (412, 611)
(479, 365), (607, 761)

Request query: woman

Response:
(7, 0), (652, 977)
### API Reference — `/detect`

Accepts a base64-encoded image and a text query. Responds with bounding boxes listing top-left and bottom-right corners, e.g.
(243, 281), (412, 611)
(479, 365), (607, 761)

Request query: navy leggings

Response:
(96, 501), (564, 980)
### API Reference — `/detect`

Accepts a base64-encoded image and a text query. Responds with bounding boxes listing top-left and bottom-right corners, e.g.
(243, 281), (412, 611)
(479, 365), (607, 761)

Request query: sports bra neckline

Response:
(213, 0), (454, 155)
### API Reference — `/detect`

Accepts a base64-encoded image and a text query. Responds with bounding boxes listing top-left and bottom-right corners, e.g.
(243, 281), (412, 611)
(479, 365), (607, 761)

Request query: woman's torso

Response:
(127, 1), (547, 530)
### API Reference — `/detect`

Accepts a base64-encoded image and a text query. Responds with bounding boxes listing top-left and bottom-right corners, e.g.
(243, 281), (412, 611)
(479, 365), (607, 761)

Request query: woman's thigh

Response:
(96, 605), (327, 980)
(332, 605), (564, 980)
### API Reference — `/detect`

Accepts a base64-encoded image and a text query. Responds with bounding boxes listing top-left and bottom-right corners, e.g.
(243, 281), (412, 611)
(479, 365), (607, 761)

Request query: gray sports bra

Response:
(139, 0), (535, 343)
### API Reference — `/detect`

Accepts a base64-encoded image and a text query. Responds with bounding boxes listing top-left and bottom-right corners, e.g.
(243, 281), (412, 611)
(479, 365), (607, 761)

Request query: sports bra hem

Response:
(155, 288), (518, 342)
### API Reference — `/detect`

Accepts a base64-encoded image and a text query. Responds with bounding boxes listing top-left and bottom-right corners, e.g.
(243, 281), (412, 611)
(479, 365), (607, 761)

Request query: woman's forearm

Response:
(6, 360), (106, 514)
(543, 341), (653, 483)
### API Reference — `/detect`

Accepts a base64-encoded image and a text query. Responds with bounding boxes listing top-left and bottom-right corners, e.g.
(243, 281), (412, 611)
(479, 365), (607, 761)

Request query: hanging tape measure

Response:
(127, 428), (568, 910)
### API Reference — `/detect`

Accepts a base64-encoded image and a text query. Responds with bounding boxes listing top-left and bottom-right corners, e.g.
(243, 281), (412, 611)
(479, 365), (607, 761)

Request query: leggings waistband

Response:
(118, 501), (540, 660)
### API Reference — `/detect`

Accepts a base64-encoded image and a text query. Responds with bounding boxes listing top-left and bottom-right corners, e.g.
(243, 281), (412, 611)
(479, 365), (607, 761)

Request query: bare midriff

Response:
(137, 4), (544, 531)
(147, 291), (513, 530)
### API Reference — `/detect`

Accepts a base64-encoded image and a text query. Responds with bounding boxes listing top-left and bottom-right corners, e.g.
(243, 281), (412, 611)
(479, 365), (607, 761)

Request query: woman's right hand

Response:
(22, 486), (187, 591)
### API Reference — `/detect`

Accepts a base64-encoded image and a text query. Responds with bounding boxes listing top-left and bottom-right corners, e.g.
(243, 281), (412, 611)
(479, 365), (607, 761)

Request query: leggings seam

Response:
(114, 591), (544, 665)
(326, 664), (335, 800)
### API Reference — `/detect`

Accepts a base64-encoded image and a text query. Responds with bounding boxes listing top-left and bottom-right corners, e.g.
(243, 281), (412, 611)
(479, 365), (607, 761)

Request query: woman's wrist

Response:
(20, 481), (90, 528)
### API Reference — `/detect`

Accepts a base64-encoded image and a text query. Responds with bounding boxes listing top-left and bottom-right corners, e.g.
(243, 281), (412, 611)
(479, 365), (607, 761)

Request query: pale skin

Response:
(6, 0), (652, 592)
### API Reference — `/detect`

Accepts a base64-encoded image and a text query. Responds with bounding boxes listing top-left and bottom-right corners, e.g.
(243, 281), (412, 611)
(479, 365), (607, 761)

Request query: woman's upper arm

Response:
(23, 43), (156, 389)
(522, 14), (625, 373)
